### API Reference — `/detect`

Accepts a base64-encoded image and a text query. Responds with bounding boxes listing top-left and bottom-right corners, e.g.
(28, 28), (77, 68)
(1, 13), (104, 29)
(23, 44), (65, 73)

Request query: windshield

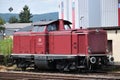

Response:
(32, 26), (45, 32)
(47, 24), (58, 31)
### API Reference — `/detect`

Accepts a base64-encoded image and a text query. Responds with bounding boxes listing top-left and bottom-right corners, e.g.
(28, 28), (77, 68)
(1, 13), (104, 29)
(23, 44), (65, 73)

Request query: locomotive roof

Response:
(32, 19), (72, 26)
(88, 26), (120, 30)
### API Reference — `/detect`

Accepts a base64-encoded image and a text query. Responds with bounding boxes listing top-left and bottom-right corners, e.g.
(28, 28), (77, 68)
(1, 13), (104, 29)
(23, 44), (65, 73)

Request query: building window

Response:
(108, 40), (113, 54)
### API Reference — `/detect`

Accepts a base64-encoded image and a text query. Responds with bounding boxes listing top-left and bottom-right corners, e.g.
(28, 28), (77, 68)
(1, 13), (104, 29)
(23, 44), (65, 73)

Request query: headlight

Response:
(90, 57), (96, 64)
(88, 47), (91, 53)
(106, 48), (109, 53)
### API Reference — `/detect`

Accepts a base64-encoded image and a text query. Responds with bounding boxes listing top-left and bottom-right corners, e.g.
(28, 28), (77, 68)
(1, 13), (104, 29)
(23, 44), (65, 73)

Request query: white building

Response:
(59, 0), (118, 29)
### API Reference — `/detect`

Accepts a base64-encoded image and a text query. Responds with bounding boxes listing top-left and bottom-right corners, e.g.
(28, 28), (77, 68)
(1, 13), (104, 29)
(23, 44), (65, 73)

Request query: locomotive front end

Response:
(87, 30), (114, 69)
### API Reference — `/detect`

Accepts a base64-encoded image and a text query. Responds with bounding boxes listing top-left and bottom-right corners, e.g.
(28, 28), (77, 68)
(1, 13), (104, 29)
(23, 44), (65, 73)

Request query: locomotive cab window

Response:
(64, 24), (71, 30)
(47, 24), (58, 31)
(32, 26), (45, 32)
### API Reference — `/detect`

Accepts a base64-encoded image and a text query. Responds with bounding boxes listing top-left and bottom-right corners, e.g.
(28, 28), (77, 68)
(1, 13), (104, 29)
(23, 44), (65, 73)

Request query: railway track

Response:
(0, 71), (120, 80)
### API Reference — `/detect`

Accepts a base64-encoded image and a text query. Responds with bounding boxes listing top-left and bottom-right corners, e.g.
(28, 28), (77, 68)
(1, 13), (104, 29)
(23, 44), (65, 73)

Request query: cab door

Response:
(48, 32), (54, 54)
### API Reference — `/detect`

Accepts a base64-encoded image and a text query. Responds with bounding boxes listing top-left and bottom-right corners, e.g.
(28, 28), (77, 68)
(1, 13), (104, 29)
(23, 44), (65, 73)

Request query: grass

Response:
(0, 37), (13, 56)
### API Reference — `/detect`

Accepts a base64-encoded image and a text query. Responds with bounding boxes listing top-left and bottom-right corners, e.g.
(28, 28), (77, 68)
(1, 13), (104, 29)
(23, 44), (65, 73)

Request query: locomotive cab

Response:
(32, 19), (71, 32)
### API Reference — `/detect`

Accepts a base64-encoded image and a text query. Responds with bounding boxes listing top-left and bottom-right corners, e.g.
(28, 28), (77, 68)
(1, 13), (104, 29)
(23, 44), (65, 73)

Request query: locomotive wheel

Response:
(88, 65), (92, 70)
(87, 64), (102, 72)
(21, 67), (26, 71)
(56, 61), (78, 72)
(56, 63), (65, 72)
(16, 63), (27, 71)
(34, 65), (40, 71)
(56, 60), (70, 72)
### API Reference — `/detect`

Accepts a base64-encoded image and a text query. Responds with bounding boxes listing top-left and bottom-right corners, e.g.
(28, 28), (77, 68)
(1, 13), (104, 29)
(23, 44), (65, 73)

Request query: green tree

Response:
(0, 17), (5, 33)
(9, 16), (18, 23)
(19, 5), (32, 23)
(0, 17), (5, 25)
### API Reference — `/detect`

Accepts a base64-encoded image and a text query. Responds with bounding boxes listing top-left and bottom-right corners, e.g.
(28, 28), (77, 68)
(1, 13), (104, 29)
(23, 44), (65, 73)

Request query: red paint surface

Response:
(118, 8), (120, 26)
(13, 20), (107, 56)
(61, 12), (64, 19)
(13, 32), (47, 54)
(88, 31), (107, 54)
(61, 1), (64, 19)
(51, 32), (72, 54)
(72, 8), (75, 29)
(78, 34), (87, 54)
(72, 0), (75, 29)
(59, 19), (64, 30)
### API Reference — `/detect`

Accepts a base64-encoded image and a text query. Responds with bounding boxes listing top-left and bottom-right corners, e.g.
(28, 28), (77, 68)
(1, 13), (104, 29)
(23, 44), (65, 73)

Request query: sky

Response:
(0, 0), (60, 14)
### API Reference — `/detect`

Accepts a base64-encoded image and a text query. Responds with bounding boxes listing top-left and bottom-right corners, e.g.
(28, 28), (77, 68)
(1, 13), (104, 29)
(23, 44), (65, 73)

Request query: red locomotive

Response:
(11, 19), (114, 71)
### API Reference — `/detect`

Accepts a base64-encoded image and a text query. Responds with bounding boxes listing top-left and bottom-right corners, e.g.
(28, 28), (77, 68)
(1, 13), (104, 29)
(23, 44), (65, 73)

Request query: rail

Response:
(0, 71), (120, 80)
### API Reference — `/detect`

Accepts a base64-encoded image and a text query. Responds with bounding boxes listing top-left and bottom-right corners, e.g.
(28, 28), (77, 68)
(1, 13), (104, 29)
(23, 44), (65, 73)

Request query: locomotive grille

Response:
(88, 32), (107, 54)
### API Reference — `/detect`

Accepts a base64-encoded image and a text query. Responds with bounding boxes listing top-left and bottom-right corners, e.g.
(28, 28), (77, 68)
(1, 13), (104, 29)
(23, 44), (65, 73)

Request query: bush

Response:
(0, 38), (13, 65)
